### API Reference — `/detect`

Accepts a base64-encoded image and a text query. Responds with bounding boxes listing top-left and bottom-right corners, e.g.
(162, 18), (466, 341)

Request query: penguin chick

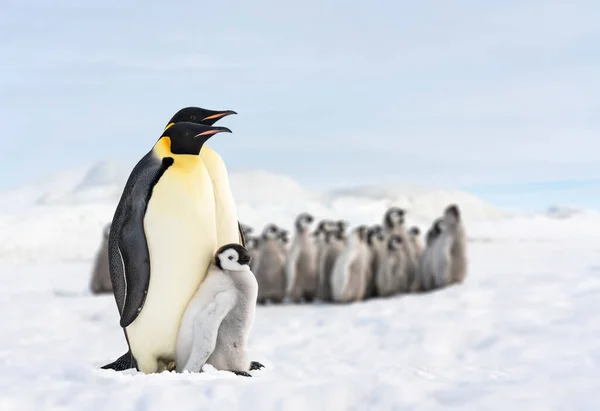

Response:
(330, 225), (370, 303)
(315, 229), (346, 302)
(285, 213), (318, 303)
(382, 206), (418, 291)
(376, 235), (409, 296)
(408, 226), (423, 257)
(89, 223), (112, 294)
(407, 226), (425, 292)
(364, 225), (385, 299)
(420, 205), (466, 291)
(443, 205), (468, 284)
(176, 244), (261, 376)
(254, 225), (286, 304)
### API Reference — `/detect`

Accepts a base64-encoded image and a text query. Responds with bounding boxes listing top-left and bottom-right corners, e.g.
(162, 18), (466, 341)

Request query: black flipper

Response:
(107, 152), (174, 327)
(238, 221), (246, 247)
(101, 350), (138, 371)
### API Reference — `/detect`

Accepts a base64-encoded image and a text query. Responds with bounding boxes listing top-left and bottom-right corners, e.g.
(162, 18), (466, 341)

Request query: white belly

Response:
(126, 161), (217, 373)
(201, 147), (240, 247)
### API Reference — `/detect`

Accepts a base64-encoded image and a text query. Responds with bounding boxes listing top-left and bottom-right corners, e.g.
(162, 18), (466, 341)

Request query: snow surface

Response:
(1, 164), (599, 410)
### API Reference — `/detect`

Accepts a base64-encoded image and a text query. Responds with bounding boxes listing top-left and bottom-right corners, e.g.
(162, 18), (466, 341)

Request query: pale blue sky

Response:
(1, 0), (599, 208)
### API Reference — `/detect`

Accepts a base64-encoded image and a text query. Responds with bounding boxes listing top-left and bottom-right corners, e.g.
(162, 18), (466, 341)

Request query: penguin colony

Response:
(92, 203), (468, 306)
(97, 107), (263, 376)
(244, 204), (467, 303)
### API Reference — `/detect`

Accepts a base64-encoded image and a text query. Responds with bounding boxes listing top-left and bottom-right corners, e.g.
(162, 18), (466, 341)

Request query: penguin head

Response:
(262, 224), (280, 240)
(166, 107), (237, 127)
(384, 207), (406, 230)
(240, 223), (254, 236)
(432, 218), (445, 235)
(444, 204), (461, 226)
(336, 220), (349, 234)
(278, 229), (289, 244)
(354, 225), (369, 242)
(408, 226), (421, 237)
(159, 122), (231, 155)
(103, 223), (111, 239)
(215, 243), (252, 272)
(246, 236), (260, 250)
(387, 235), (403, 251)
(367, 225), (384, 245)
(295, 213), (314, 232)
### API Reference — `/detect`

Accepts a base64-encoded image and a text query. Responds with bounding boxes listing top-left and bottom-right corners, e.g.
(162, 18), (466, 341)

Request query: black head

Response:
(444, 204), (461, 222)
(214, 243), (251, 271)
(367, 225), (385, 245)
(167, 107), (237, 127)
(387, 235), (403, 251)
(384, 207), (406, 230)
(262, 224), (280, 240)
(160, 122), (231, 155)
(432, 218), (444, 235)
(295, 213), (314, 232)
(355, 225), (369, 242)
(409, 226), (420, 237)
(278, 229), (289, 244)
(336, 220), (348, 233)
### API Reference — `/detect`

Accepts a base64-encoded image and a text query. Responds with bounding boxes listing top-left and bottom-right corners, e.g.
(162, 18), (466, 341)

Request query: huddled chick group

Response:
(241, 203), (468, 305)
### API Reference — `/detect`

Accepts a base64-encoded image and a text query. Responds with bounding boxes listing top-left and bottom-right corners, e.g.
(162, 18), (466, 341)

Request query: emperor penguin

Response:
(383, 207), (418, 291)
(285, 213), (318, 303)
(418, 217), (445, 291)
(89, 223), (112, 294)
(316, 226), (347, 302)
(426, 205), (468, 286)
(330, 225), (370, 303)
(314, 220), (336, 299)
(407, 226), (424, 292)
(176, 244), (263, 376)
(421, 205), (468, 291)
(254, 224), (287, 304)
(164, 107), (245, 248)
(364, 225), (385, 299)
(376, 235), (409, 296)
(101, 122), (230, 374)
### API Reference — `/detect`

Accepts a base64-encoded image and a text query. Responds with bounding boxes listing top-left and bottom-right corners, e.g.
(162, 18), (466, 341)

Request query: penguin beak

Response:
(239, 255), (251, 265)
(202, 110), (237, 122)
(194, 126), (232, 138)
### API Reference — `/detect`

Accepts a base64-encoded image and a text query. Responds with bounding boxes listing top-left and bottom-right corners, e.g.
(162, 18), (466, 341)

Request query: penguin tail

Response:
(101, 350), (137, 371)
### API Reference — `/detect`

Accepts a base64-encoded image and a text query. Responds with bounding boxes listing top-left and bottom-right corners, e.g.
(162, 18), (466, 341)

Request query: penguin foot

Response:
(250, 361), (265, 371)
(233, 370), (252, 377)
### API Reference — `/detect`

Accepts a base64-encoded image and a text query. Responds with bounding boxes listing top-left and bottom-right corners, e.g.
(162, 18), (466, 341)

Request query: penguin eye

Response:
(190, 115), (197, 121)
(228, 256), (234, 260)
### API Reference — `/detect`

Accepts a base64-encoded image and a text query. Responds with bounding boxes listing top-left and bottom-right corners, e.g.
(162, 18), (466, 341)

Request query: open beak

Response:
(202, 110), (237, 122)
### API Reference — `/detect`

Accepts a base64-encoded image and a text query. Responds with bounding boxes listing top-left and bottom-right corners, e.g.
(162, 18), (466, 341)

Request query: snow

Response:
(1, 164), (599, 410)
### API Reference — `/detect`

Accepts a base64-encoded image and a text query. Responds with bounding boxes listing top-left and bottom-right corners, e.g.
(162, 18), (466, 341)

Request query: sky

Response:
(1, 0), (599, 209)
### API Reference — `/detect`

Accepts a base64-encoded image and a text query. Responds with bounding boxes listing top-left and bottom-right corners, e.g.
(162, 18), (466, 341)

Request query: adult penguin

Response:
(101, 122), (231, 374)
(164, 107), (246, 247)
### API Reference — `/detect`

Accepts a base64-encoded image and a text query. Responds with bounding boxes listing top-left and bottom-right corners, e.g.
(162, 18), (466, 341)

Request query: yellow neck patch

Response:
(152, 136), (201, 170)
